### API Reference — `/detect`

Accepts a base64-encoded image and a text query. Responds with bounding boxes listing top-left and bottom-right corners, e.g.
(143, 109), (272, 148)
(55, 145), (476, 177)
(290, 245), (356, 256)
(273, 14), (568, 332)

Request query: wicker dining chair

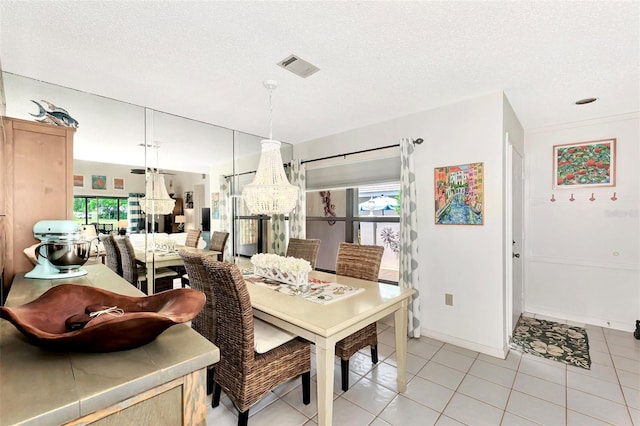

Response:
(285, 238), (321, 269)
(185, 229), (202, 248)
(179, 249), (217, 394)
(115, 236), (178, 293)
(99, 234), (122, 276)
(335, 242), (384, 391)
(210, 231), (229, 261)
(202, 258), (311, 426)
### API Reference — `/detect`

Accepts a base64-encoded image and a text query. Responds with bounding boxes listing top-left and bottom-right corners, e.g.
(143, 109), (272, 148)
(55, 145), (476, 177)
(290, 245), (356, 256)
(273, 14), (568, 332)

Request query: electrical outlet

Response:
(445, 293), (453, 306)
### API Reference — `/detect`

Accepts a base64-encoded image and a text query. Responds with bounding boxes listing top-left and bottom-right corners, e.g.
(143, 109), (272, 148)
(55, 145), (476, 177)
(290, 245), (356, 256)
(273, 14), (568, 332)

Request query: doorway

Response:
(506, 134), (525, 342)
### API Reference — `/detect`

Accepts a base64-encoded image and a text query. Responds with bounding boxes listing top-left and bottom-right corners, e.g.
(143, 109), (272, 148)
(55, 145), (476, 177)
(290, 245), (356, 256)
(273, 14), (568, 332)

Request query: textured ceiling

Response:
(1, 1), (638, 173)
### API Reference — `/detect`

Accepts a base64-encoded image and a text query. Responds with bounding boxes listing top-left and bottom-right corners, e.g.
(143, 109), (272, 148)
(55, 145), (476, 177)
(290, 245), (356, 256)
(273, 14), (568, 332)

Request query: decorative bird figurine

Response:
(30, 99), (79, 128)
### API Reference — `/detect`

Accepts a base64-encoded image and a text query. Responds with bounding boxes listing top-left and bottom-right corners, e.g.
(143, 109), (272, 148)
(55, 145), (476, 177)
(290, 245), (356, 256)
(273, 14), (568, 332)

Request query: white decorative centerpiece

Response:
(251, 253), (311, 287)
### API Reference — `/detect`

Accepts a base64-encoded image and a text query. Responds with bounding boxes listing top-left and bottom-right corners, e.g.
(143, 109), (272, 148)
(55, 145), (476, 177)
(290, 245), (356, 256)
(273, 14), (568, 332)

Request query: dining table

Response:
(134, 246), (221, 269)
(245, 269), (415, 426)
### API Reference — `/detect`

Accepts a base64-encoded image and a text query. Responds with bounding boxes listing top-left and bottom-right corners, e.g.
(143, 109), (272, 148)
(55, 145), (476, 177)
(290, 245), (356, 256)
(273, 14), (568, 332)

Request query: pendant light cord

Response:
(268, 86), (273, 140)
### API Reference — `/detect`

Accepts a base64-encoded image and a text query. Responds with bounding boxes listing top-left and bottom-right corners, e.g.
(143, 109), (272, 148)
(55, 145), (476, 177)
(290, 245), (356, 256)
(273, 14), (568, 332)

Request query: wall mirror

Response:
(2, 71), (293, 293)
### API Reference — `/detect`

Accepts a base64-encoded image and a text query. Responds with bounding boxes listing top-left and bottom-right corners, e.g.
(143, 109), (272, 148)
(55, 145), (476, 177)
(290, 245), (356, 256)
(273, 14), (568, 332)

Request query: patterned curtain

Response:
(270, 214), (287, 255)
(219, 175), (232, 262)
(400, 137), (421, 338)
(289, 159), (307, 239)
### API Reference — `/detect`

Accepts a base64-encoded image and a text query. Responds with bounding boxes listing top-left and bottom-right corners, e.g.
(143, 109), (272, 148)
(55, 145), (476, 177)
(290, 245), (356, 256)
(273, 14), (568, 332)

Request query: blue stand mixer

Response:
(25, 220), (93, 279)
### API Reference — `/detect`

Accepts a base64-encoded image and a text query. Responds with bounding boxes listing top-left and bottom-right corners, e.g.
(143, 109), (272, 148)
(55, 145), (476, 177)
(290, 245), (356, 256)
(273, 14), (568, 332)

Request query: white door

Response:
(511, 148), (524, 331)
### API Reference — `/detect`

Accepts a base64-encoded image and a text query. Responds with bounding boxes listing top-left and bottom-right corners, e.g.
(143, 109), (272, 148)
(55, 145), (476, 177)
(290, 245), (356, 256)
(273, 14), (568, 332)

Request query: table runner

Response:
(241, 271), (364, 305)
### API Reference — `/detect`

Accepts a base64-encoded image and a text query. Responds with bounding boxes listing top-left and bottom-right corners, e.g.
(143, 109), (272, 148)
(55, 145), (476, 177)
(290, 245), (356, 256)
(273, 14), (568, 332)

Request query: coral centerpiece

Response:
(251, 253), (311, 287)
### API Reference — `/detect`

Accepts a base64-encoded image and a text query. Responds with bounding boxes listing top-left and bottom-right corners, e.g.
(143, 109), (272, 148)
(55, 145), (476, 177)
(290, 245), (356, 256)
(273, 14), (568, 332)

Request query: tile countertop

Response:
(0, 264), (219, 426)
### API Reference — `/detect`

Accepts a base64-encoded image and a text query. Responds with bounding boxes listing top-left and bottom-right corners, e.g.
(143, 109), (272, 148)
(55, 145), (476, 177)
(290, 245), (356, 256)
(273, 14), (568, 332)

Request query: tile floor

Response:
(204, 313), (640, 426)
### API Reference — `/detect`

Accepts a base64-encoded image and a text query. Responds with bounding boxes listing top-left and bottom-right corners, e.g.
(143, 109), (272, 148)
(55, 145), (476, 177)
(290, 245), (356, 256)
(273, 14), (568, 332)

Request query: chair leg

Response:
(371, 344), (379, 364)
(341, 358), (349, 392)
(302, 371), (311, 405)
(212, 382), (222, 408)
(207, 367), (214, 395)
(238, 410), (249, 426)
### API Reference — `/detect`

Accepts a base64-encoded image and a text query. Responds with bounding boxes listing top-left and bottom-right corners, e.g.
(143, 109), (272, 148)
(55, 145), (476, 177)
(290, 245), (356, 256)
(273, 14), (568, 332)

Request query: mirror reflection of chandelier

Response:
(242, 80), (299, 215)
(139, 145), (175, 216)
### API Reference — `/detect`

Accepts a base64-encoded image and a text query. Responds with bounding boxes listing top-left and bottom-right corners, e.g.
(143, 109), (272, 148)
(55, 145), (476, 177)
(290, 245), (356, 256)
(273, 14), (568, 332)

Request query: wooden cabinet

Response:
(1, 116), (75, 292)
(171, 197), (183, 233)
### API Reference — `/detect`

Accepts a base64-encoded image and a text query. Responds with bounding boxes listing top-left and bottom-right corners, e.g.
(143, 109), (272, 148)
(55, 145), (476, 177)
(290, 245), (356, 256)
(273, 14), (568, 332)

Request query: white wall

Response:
(74, 159), (204, 199)
(524, 113), (640, 331)
(295, 92), (512, 357)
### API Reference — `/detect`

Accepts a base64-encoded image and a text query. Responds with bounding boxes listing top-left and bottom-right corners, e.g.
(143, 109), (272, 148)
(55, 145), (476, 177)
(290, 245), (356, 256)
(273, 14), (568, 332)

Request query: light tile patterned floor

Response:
(204, 313), (640, 426)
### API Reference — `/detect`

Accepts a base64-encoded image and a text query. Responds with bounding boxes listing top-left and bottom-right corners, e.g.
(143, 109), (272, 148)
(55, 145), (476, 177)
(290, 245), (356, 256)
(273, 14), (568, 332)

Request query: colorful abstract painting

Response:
(553, 138), (616, 188)
(92, 175), (107, 190)
(212, 192), (220, 219)
(434, 162), (484, 225)
(113, 177), (125, 190)
(73, 175), (84, 188)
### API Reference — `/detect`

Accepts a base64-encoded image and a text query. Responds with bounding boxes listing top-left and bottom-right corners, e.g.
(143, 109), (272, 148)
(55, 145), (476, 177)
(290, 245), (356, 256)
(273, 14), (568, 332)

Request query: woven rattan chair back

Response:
(210, 231), (229, 261)
(179, 250), (216, 344)
(202, 258), (311, 422)
(285, 238), (321, 269)
(115, 237), (139, 286)
(336, 242), (383, 281)
(100, 234), (122, 276)
(334, 242), (384, 391)
(185, 229), (202, 248)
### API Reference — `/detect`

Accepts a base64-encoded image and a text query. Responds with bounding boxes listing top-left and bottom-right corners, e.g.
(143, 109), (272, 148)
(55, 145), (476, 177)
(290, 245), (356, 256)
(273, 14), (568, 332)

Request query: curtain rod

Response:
(300, 138), (422, 165)
(224, 138), (422, 178)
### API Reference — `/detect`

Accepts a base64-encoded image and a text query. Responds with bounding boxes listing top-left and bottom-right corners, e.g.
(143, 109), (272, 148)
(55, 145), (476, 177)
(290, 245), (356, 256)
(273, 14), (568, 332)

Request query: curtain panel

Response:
(399, 137), (421, 338)
(289, 160), (307, 239)
(219, 175), (232, 262)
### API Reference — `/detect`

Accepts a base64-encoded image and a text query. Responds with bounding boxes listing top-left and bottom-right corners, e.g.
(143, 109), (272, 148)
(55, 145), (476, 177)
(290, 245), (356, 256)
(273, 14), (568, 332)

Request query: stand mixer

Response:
(25, 220), (93, 279)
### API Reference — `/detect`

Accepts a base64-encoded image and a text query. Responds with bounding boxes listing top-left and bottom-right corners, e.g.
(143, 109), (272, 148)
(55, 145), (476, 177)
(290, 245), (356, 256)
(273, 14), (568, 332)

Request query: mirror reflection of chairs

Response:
(115, 236), (178, 293)
(99, 234), (122, 276)
(181, 231), (229, 288)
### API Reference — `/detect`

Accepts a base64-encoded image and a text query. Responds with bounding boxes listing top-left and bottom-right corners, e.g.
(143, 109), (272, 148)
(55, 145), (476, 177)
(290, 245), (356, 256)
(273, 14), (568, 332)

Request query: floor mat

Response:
(511, 316), (591, 369)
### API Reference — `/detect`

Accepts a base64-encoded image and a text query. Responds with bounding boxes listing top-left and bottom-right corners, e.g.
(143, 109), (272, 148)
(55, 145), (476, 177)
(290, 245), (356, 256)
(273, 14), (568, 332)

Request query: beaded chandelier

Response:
(242, 80), (298, 215)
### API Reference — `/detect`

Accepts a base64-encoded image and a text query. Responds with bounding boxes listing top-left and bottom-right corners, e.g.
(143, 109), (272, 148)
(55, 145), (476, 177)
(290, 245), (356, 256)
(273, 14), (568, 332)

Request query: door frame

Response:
(505, 133), (525, 344)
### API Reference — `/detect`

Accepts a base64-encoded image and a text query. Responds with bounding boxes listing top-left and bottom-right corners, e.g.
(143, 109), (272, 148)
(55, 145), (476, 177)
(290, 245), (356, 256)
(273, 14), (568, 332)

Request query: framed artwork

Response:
(91, 175), (107, 190)
(212, 192), (220, 219)
(553, 138), (616, 188)
(113, 177), (125, 190)
(434, 162), (484, 225)
(185, 191), (193, 208)
(73, 174), (84, 188)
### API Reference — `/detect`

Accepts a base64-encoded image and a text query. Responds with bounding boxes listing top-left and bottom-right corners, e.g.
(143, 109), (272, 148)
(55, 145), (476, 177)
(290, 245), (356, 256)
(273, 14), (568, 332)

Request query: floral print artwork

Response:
(511, 316), (591, 370)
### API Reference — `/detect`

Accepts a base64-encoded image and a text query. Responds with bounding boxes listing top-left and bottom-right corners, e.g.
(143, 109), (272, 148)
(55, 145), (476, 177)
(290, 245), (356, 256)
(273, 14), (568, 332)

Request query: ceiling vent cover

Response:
(277, 54), (320, 78)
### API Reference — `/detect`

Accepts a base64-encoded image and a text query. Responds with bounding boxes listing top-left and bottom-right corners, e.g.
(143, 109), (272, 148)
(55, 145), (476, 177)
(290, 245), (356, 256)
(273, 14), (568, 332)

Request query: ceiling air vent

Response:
(277, 54), (320, 78)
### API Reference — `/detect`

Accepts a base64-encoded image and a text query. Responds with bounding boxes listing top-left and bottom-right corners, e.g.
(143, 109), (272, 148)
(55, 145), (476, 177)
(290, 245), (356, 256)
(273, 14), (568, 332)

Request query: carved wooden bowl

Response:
(0, 284), (205, 352)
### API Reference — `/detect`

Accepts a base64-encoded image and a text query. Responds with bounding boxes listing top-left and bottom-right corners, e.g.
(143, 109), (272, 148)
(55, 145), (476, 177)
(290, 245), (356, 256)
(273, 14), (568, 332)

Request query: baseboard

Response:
(524, 305), (634, 332)
(421, 327), (508, 359)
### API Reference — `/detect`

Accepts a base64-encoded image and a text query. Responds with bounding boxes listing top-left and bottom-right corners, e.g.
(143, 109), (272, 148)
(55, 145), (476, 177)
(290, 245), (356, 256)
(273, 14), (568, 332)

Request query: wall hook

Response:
(589, 193), (596, 201)
(550, 194), (556, 202)
(569, 193), (575, 202)
(611, 192), (617, 201)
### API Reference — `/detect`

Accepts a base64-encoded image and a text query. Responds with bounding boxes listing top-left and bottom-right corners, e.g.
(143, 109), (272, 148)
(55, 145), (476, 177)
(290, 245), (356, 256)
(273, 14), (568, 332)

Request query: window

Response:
(73, 196), (129, 233)
(306, 184), (400, 283)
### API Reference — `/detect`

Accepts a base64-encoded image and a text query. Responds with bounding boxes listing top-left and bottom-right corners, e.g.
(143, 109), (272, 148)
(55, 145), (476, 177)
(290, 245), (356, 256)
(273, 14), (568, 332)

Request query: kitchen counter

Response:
(0, 264), (219, 426)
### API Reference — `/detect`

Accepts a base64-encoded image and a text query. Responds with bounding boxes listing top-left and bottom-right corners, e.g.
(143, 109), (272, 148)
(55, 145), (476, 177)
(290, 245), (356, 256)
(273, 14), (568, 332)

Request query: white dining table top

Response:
(134, 246), (220, 263)
(246, 270), (414, 339)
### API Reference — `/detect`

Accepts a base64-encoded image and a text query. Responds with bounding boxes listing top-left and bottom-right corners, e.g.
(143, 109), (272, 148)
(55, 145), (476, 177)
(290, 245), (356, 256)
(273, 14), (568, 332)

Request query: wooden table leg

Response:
(315, 341), (335, 426)
(394, 300), (409, 393)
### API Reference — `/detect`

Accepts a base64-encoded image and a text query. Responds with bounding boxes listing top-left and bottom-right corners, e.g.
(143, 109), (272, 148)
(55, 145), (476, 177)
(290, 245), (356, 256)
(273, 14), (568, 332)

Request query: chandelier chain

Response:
(268, 86), (273, 140)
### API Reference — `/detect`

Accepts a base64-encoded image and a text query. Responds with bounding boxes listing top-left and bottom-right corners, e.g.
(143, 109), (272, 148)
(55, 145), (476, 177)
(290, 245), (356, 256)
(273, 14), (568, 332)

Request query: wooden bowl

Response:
(0, 284), (205, 352)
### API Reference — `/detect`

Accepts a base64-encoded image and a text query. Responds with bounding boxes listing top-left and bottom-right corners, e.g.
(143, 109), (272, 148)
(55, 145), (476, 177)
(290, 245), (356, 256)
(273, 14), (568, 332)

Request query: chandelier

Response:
(242, 80), (299, 215)
(139, 145), (175, 216)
